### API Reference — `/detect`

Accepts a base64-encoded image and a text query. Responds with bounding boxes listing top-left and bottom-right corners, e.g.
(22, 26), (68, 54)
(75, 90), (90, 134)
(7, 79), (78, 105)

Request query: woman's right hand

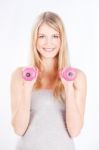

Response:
(10, 66), (39, 135)
(22, 66), (39, 91)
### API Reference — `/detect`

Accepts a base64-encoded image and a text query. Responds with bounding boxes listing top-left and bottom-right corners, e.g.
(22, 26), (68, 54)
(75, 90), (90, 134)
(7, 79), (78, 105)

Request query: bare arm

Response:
(60, 69), (87, 137)
(10, 67), (34, 136)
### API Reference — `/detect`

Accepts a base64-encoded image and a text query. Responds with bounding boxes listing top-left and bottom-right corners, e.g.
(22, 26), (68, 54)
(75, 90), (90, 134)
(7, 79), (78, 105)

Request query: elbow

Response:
(13, 128), (25, 136)
(69, 127), (82, 138)
(12, 119), (28, 136)
(11, 111), (30, 136)
(67, 120), (84, 138)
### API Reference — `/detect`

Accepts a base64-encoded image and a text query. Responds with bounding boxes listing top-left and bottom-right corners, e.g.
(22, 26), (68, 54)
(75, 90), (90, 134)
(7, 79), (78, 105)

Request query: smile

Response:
(43, 48), (54, 52)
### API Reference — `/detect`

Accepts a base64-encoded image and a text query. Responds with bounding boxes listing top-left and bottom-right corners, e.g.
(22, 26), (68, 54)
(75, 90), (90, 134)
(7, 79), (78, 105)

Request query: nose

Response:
(45, 37), (53, 45)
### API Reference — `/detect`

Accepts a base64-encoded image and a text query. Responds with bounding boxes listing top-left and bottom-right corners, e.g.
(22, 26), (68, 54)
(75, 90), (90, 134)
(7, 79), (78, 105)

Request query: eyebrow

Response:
(38, 33), (60, 35)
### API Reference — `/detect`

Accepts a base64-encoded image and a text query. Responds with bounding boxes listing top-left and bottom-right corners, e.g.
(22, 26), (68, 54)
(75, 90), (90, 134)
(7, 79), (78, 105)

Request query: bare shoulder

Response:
(11, 67), (24, 84)
(76, 69), (86, 79)
(75, 69), (87, 86)
(11, 67), (23, 77)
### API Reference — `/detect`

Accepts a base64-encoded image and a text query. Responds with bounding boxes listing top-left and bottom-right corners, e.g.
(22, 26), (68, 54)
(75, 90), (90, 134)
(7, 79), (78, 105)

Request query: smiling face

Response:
(36, 23), (61, 59)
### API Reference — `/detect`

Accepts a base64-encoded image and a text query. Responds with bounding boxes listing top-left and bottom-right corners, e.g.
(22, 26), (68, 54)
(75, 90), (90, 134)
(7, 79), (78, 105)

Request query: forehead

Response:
(38, 23), (59, 34)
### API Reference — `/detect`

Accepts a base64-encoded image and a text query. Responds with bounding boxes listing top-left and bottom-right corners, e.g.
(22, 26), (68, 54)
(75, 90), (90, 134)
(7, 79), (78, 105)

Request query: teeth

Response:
(43, 48), (54, 52)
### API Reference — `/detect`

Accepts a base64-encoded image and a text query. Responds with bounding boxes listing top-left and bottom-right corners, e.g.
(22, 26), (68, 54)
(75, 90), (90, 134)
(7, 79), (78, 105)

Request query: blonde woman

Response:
(10, 11), (87, 150)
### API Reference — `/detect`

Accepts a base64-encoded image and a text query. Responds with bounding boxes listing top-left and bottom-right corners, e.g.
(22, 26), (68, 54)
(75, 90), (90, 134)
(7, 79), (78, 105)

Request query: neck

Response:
(40, 57), (58, 74)
(38, 57), (58, 89)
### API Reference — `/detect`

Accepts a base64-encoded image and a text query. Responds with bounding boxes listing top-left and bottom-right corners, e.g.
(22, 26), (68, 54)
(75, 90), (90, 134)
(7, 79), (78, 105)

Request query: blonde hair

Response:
(29, 11), (71, 102)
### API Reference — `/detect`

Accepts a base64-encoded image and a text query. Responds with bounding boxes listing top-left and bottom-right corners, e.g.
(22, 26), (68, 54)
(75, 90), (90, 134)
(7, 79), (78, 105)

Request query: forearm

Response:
(12, 90), (31, 136)
(65, 85), (83, 137)
(12, 107), (30, 136)
(10, 67), (36, 136)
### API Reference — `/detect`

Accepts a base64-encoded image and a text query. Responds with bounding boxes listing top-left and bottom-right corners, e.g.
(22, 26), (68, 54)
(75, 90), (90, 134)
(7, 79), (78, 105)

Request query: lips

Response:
(43, 48), (54, 52)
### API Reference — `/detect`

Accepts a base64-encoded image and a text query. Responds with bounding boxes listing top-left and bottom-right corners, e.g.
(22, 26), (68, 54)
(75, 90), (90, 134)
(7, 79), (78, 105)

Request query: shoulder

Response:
(75, 68), (87, 86)
(76, 69), (86, 80)
(11, 67), (23, 77)
(11, 67), (24, 84)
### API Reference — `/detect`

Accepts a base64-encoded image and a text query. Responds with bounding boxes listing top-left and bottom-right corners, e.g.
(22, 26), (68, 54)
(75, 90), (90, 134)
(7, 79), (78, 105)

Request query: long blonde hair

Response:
(29, 11), (71, 102)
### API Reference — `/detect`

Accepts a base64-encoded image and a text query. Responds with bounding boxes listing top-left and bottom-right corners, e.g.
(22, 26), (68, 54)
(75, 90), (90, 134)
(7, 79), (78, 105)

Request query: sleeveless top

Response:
(16, 89), (75, 150)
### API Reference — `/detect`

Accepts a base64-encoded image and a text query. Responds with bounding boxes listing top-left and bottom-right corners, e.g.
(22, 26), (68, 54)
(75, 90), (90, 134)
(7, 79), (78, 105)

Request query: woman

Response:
(10, 11), (87, 150)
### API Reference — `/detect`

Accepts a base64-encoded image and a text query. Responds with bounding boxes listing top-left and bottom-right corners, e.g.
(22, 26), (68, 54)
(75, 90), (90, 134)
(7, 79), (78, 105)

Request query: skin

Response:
(11, 23), (87, 137)
(37, 23), (87, 137)
(37, 23), (60, 88)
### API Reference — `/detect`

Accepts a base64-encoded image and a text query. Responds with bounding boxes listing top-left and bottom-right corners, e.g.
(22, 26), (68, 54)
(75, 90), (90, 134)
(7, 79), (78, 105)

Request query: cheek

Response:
(36, 40), (40, 47)
(36, 40), (42, 50)
(55, 39), (61, 48)
(37, 39), (46, 47)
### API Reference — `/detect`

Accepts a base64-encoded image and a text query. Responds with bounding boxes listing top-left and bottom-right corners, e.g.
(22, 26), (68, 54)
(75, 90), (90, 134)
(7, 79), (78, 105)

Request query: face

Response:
(36, 23), (61, 59)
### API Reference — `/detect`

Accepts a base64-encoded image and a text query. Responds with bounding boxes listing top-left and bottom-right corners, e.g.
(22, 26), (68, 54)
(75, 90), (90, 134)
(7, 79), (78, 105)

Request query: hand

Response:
(22, 67), (38, 81)
(59, 67), (77, 89)
(22, 67), (39, 90)
(60, 67), (77, 81)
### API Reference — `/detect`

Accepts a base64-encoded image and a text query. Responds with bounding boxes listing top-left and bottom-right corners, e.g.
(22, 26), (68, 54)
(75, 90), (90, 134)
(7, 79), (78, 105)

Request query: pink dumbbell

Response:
(61, 67), (77, 81)
(22, 67), (37, 81)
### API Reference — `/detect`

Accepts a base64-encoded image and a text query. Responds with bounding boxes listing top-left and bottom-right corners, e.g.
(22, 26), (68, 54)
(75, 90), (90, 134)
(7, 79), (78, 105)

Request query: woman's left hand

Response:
(59, 67), (77, 90)
(59, 67), (87, 137)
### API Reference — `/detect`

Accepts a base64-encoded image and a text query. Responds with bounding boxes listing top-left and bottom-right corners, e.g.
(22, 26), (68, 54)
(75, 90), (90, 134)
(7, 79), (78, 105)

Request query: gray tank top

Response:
(16, 89), (75, 150)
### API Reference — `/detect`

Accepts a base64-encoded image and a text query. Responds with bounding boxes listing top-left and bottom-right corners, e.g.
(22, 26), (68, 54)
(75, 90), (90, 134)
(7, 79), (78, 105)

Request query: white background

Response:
(0, 0), (99, 149)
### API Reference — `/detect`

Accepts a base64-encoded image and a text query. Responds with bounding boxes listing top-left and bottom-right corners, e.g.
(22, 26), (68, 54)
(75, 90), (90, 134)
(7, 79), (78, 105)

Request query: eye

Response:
(53, 35), (60, 38)
(38, 35), (45, 38)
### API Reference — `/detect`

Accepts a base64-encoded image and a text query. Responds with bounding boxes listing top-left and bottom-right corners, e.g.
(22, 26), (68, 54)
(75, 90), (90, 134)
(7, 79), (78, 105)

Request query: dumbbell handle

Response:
(22, 67), (37, 81)
(61, 67), (77, 81)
